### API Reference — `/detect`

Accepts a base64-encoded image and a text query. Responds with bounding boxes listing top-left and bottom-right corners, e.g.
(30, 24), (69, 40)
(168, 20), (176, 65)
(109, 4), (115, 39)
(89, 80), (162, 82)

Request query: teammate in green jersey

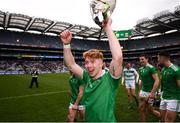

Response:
(138, 54), (160, 122)
(67, 71), (85, 122)
(157, 51), (180, 122)
(60, 17), (123, 122)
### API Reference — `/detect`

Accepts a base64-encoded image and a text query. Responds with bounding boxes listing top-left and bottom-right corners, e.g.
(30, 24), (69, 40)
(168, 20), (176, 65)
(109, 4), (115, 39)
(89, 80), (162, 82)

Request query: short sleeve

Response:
(151, 66), (158, 74)
(107, 71), (121, 89)
(175, 67), (180, 80)
(76, 76), (84, 85)
(82, 69), (89, 85)
(139, 76), (142, 80)
(139, 69), (142, 80)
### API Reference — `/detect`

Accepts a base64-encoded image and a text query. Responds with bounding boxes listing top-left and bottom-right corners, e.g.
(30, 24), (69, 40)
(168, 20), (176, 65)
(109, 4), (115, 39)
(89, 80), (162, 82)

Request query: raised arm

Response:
(103, 18), (123, 78)
(60, 30), (83, 79)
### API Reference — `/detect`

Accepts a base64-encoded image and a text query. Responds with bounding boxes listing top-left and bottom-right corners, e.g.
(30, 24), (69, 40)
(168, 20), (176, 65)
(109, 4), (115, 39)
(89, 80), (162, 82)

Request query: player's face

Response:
(157, 55), (164, 65)
(139, 56), (148, 66)
(84, 58), (103, 79)
(126, 63), (131, 69)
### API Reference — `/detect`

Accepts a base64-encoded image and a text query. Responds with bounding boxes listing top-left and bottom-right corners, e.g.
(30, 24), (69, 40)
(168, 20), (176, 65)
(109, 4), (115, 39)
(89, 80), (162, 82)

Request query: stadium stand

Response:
(0, 60), (65, 74)
(0, 5), (180, 74)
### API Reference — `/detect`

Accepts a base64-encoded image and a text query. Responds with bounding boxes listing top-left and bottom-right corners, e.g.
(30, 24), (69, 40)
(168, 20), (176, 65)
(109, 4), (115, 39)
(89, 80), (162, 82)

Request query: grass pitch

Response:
(0, 73), (175, 122)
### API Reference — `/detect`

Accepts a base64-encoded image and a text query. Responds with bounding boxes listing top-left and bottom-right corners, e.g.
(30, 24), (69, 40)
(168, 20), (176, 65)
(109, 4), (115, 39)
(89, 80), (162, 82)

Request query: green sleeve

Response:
(138, 69), (142, 80)
(108, 71), (120, 89)
(175, 67), (180, 80)
(83, 69), (89, 85)
(151, 66), (157, 74)
(76, 76), (84, 85)
(79, 79), (84, 85)
(139, 76), (142, 80)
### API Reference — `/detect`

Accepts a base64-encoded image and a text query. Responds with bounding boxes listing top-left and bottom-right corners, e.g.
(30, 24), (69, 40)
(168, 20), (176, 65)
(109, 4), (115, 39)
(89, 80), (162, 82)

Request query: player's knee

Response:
(139, 103), (145, 111)
(139, 105), (144, 111)
(165, 113), (176, 122)
(165, 116), (174, 122)
(67, 114), (74, 122)
(147, 107), (153, 113)
(132, 94), (136, 97)
(79, 114), (85, 121)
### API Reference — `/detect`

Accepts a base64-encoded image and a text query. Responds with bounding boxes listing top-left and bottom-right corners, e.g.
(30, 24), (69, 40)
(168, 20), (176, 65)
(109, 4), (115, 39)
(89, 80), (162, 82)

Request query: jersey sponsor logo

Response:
(140, 69), (147, 74)
(162, 71), (173, 77)
(89, 82), (93, 88)
(71, 79), (78, 84)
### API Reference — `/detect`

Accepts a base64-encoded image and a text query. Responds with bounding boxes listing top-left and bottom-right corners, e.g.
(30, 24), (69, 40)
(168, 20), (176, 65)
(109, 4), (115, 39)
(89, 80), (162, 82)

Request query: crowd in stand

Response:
(0, 60), (67, 75)
(0, 56), (179, 75)
(1, 30), (180, 51)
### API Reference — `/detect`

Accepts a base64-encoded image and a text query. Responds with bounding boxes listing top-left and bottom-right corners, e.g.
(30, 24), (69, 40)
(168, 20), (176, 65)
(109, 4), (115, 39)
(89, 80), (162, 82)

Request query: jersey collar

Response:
(167, 63), (173, 68)
(145, 63), (150, 67)
(91, 69), (105, 81)
(99, 70), (105, 78)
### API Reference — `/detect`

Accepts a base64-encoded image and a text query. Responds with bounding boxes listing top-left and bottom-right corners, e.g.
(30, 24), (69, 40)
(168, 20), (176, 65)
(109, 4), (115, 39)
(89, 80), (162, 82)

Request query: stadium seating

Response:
(0, 60), (66, 74)
(0, 29), (179, 74)
(1, 30), (180, 50)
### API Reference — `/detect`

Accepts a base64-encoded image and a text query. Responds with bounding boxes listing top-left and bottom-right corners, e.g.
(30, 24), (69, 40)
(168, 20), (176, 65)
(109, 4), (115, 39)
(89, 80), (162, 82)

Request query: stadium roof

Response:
(133, 5), (180, 38)
(0, 5), (180, 40)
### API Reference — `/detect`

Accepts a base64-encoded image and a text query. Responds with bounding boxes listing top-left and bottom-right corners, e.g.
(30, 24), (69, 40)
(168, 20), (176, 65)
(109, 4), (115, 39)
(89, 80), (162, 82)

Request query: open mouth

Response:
(88, 69), (95, 74)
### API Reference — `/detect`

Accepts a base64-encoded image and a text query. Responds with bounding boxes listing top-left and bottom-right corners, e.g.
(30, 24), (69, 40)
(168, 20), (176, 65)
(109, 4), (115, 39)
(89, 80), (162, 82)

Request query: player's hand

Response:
(60, 30), (72, 45)
(72, 104), (78, 110)
(102, 17), (112, 30)
(148, 92), (155, 99)
(138, 91), (140, 97)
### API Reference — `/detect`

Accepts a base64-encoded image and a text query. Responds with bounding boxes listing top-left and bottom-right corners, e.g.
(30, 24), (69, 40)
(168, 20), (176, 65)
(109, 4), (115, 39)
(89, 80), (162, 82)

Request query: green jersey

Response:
(69, 75), (84, 104)
(82, 69), (120, 122)
(139, 64), (158, 92)
(161, 64), (180, 100)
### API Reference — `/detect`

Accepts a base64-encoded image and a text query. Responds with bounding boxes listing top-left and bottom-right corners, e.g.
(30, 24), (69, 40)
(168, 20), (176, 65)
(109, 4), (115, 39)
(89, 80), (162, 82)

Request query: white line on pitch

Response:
(0, 91), (68, 101)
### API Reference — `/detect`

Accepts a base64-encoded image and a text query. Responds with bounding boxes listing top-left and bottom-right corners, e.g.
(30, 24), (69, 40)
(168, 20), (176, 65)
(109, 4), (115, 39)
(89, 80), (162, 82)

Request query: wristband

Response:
(63, 44), (71, 48)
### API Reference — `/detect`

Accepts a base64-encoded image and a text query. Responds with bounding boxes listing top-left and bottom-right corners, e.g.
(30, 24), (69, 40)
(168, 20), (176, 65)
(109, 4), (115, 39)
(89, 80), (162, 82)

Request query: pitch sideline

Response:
(0, 90), (68, 100)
